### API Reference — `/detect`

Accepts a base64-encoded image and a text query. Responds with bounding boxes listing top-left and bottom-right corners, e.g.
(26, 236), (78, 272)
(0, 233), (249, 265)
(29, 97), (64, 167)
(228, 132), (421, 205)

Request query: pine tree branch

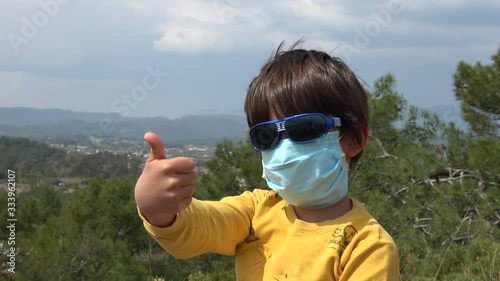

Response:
(413, 168), (499, 189)
(369, 134), (399, 160)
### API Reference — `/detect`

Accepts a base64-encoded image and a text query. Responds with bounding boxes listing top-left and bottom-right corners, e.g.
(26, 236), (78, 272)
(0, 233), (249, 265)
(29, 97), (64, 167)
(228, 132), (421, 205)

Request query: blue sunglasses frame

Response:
(249, 113), (344, 151)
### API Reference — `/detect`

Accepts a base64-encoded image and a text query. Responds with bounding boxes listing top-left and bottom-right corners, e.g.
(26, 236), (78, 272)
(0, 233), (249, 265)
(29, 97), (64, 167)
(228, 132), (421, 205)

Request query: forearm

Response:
(143, 212), (176, 228)
(138, 196), (254, 258)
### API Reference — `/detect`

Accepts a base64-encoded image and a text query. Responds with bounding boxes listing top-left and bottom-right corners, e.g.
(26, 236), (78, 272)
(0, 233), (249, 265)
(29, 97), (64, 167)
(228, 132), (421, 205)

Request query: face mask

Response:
(261, 131), (349, 209)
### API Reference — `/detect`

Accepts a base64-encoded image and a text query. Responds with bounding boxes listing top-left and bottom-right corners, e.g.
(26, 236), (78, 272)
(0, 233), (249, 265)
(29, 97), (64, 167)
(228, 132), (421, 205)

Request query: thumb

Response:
(144, 132), (167, 162)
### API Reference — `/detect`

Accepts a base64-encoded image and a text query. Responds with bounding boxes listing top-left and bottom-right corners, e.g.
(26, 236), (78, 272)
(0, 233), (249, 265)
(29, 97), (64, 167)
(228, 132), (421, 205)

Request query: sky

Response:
(0, 0), (499, 119)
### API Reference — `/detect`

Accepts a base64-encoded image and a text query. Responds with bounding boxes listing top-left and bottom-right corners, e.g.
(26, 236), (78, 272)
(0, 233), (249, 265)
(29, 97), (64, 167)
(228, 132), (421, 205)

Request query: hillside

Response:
(0, 136), (142, 182)
(0, 107), (248, 144)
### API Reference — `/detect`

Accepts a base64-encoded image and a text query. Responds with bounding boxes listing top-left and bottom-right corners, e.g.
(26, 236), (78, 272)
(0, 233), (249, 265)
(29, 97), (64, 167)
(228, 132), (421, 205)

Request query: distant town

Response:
(46, 135), (216, 165)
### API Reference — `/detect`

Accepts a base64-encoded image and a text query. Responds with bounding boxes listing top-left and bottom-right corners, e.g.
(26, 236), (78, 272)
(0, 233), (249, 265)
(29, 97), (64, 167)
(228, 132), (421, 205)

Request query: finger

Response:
(180, 184), (196, 197)
(162, 157), (197, 174)
(179, 196), (194, 210)
(161, 173), (197, 190)
(176, 172), (197, 185)
(162, 173), (197, 192)
(144, 132), (167, 162)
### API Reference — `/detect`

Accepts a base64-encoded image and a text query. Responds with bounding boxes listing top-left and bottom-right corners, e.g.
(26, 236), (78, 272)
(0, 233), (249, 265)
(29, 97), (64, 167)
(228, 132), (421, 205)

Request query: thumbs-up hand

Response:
(134, 132), (197, 227)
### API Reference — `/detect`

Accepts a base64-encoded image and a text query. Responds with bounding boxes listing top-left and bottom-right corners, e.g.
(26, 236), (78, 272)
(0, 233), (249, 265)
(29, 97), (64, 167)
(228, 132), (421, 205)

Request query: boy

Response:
(135, 42), (401, 280)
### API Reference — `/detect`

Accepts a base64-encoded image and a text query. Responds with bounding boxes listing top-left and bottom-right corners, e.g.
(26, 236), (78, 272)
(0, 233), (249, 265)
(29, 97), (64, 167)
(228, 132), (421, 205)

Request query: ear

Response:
(344, 124), (369, 158)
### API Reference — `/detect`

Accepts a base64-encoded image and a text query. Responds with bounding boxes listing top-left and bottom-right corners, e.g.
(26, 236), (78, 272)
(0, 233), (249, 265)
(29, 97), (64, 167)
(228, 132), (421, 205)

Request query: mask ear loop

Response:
(334, 133), (351, 170)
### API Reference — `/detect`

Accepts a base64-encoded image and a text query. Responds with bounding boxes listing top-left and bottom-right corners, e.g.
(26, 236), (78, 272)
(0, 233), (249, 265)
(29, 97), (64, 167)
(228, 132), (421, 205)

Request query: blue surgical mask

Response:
(261, 131), (349, 209)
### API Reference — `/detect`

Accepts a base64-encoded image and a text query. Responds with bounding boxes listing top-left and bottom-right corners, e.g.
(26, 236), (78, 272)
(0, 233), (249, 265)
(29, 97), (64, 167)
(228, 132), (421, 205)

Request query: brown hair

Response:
(244, 41), (369, 166)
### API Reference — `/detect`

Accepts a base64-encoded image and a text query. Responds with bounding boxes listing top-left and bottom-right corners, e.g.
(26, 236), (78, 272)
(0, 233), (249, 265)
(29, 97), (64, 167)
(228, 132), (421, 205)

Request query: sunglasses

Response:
(249, 113), (344, 151)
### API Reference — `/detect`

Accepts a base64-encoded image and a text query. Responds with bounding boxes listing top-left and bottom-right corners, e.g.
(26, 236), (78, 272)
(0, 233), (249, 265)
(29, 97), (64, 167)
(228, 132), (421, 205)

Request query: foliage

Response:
(351, 67), (500, 280)
(195, 139), (266, 200)
(1, 48), (499, 280)
(0, 136), (142, 184)
(2, 177), (148, 280)
(453, 46), (500, 138)
(0, 136), (66, 180)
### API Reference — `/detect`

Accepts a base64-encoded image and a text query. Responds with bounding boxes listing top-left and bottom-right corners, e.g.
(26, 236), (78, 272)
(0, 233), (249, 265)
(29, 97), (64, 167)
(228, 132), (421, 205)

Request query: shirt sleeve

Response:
(339, 223), (401, 281)
(137, 190), (261, 259)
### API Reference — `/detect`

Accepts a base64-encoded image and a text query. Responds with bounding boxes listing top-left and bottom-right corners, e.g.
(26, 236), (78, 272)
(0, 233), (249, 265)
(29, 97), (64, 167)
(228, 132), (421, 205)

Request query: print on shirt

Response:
(244, 227), (260, 244)
(327, 225), (358, 255)
(265, 191), (279, 201)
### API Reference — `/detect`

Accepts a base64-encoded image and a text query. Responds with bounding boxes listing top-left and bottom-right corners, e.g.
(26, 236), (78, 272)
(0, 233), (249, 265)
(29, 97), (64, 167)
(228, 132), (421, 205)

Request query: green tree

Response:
(3, 51), (499, 279)
(195, 139), (266, 200)
(16, 185), (64, 234)
(14, 176), (148, 280)
(165, 72), (499, 280)
(453, 46), (500, 137)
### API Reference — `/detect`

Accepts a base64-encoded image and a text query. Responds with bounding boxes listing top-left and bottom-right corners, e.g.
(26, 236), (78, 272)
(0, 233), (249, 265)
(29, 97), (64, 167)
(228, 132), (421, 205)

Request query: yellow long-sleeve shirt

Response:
(139, 189), (401, 280)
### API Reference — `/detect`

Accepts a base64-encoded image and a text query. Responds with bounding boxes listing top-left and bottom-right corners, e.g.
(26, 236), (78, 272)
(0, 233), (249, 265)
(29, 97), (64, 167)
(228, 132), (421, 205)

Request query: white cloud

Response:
(152, 0), (278, 53)
(149, 0), (500, 55)
(3, 0), (498, 61)
(152, 0), (356, 53)
(1, 0), (499, 118)
(154, 27), (228, 53)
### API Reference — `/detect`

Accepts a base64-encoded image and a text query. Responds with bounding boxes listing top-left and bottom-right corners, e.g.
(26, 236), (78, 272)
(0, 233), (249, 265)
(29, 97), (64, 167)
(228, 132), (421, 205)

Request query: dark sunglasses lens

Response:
(286, 115), (327, 142)
(250, 123), (279, 150)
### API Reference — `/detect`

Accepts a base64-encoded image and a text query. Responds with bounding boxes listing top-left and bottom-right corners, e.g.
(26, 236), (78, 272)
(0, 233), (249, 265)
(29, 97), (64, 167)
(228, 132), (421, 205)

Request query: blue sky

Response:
(1, 0), (499, 119)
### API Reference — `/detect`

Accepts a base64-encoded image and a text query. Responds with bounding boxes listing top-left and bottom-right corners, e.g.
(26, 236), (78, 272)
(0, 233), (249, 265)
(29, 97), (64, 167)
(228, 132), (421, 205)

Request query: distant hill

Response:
(0, 107), (125, 126)
(0, 135), (141, 180)
(0, 106), (467, 144)
(0, 107), (249, 143)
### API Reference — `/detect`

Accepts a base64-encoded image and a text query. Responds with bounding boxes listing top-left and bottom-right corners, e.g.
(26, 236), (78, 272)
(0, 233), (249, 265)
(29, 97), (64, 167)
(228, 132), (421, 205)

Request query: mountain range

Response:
(0, 107), (249, 144)
(0, 105), (467, 145)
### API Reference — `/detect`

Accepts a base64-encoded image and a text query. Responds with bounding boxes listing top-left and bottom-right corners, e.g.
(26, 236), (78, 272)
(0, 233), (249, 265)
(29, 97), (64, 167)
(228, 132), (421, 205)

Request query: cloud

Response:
(152, 0), (361, 53)
(150, 0), (389, 53)
(150, 0), (500, 56)
(3, 0), (498, 63)
(152, 0), (277, 53)
(1, 0), (499, 118)
(0, 0), (160, 76)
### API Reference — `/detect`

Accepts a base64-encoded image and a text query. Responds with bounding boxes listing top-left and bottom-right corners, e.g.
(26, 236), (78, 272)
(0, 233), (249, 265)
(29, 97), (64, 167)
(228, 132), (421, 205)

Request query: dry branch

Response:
(369, 134), (399, 160)
(413, 168), (499, 189)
